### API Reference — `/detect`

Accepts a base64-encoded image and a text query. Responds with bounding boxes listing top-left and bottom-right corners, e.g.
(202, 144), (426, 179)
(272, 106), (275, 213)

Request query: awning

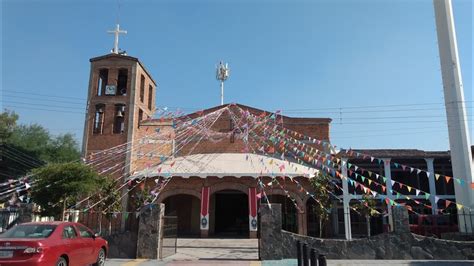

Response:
(131, 153), (319, 179)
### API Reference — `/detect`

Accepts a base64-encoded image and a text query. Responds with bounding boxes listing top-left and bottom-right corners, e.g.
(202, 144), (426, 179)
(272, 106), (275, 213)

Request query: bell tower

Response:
(81, 25), (157, 176)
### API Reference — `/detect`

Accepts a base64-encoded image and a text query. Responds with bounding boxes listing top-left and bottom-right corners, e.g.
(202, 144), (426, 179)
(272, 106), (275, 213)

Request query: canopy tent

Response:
(130, 153), (319, 179)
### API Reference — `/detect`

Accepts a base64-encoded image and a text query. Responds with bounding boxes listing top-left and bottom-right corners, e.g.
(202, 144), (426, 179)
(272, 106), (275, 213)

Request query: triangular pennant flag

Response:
(424, 193), (430, 200)
(407, 186), (412, 192)
(445, 175), (452, 183)
(415, 189), (420, 196)
(435, 174), (440, 181)
(456, 203), (462, 210)
(416, 169), (421, 175)
(445, 200), (451, 208)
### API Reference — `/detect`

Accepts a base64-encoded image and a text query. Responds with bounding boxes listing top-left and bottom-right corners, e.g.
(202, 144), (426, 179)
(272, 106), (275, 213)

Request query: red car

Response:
(0, 221), (107, 266)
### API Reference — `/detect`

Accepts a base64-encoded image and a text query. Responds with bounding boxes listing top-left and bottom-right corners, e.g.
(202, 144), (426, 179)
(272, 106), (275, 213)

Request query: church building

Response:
(81, 28), (472, 240)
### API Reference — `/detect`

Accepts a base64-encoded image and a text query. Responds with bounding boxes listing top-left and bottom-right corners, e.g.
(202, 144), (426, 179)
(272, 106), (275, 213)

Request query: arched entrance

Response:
(267, 194), (298, 233)
(211, 190), (249, 237)
(163, 194), (200, 237)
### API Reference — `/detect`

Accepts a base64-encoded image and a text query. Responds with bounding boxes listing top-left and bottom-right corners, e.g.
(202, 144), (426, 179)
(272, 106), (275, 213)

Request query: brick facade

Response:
(82, 53), (332, 238)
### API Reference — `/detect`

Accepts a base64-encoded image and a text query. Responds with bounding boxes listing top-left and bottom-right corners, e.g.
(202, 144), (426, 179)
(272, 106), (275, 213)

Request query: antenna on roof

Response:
(216, 61), (230, 106)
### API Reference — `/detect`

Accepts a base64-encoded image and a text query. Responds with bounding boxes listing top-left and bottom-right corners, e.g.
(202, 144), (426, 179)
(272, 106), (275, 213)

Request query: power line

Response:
(1, 90), (87, 101)
(3, 95), (86, 106)
(3, 105), (86, 115)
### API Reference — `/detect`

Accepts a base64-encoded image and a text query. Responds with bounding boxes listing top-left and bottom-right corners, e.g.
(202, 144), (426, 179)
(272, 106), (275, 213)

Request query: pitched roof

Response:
(147, 103), (331, 125)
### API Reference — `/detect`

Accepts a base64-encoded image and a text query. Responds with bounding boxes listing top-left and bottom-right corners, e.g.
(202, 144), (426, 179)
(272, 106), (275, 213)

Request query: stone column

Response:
(392, 205), (410, 234)
(425, 158), (437, 214)
(200, 186), (210, 238)
(383, 158), (394, 231)
(248, 187), (258, 238)
(260, 203), (283, 260)
(341, 158), (352, 240)
(297, 210), (307, 235)
(136, 204), (164, 259)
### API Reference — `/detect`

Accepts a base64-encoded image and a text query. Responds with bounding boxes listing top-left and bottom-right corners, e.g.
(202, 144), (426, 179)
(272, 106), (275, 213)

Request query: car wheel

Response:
(94, 248), (106, 266)
(56, 257), (67, 266)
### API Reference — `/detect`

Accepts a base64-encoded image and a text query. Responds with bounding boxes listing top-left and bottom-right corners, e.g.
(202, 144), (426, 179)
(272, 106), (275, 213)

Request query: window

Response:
(138, 109), (144, 122)
(93, 104), (105, 134)
(77, 225), (94, 238)
(117, 69), (128, 96)
(0, 224), (57, 239)
(139, 75), (145, 102)
(97, 69), (108, 96)
(147, 85), (153, 110)
(113, 104), (126, 134)
(62, 226), (77, 239)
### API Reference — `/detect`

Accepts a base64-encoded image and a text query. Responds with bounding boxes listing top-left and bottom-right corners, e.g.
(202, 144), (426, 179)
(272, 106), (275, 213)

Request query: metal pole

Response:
(310, 248), (317, 266)
(433, 0), (474, 233)
(302, 243), (309, 266)
(297, 240), (302, 266)
(220, 81), (224, 105)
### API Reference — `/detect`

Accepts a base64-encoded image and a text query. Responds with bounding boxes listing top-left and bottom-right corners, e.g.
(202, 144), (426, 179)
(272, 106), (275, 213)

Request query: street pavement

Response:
(104, 238), (474, 266)
(105, 259), (474, 266)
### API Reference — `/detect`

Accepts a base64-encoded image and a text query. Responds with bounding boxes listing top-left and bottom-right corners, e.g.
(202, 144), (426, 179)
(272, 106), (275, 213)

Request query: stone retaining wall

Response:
(104, 231), (138, 258)
(280, 230), (474, 260)
(260, 204), (474, 261)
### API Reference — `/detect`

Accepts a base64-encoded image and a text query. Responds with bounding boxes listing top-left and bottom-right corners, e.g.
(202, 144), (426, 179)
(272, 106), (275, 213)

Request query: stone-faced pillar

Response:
(392, 205), (410, 234)
(248, 187), (258, 238)
(260, 203), (283, 260)
(136, 203), (164, 259)
(200, 186), (210, 237)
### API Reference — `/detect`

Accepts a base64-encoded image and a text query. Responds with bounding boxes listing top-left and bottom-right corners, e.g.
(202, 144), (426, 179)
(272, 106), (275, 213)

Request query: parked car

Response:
(0, 221), (107, 266)
(409, 214), (458, 238)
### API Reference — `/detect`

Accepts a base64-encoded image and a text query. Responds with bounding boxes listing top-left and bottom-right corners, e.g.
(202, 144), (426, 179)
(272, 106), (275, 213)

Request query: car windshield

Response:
(0, 224), (57, 239)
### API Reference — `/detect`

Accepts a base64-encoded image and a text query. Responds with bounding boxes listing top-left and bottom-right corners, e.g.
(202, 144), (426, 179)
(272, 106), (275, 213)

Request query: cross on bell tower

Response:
(108, 24), (127, 54)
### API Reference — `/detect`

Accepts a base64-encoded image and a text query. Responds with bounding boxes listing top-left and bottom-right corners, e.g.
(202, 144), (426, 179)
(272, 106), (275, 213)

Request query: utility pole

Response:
(433, 0), (473, 233)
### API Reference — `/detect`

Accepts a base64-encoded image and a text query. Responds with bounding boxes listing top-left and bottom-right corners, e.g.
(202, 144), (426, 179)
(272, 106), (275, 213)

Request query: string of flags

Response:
(236, 105), (472, 213)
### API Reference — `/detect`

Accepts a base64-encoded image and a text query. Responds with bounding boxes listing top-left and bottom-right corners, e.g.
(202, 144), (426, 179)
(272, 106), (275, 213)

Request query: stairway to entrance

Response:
(166, 238), (259, 261)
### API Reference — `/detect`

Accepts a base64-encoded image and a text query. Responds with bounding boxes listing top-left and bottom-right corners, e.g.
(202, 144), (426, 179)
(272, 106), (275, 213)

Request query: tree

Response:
(0, 110), (81, 181)
(0, 110), (18, 142)
(8, 124), (80, 163)
(309, 172), (334, 238)
(354, 194), (379, 237)
(31, 162), (102, 219)
(90, 177), (123, 234)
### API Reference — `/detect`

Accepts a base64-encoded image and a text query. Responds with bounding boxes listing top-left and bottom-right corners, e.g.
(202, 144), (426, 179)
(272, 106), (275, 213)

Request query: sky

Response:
(1, 0), (472, 151)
